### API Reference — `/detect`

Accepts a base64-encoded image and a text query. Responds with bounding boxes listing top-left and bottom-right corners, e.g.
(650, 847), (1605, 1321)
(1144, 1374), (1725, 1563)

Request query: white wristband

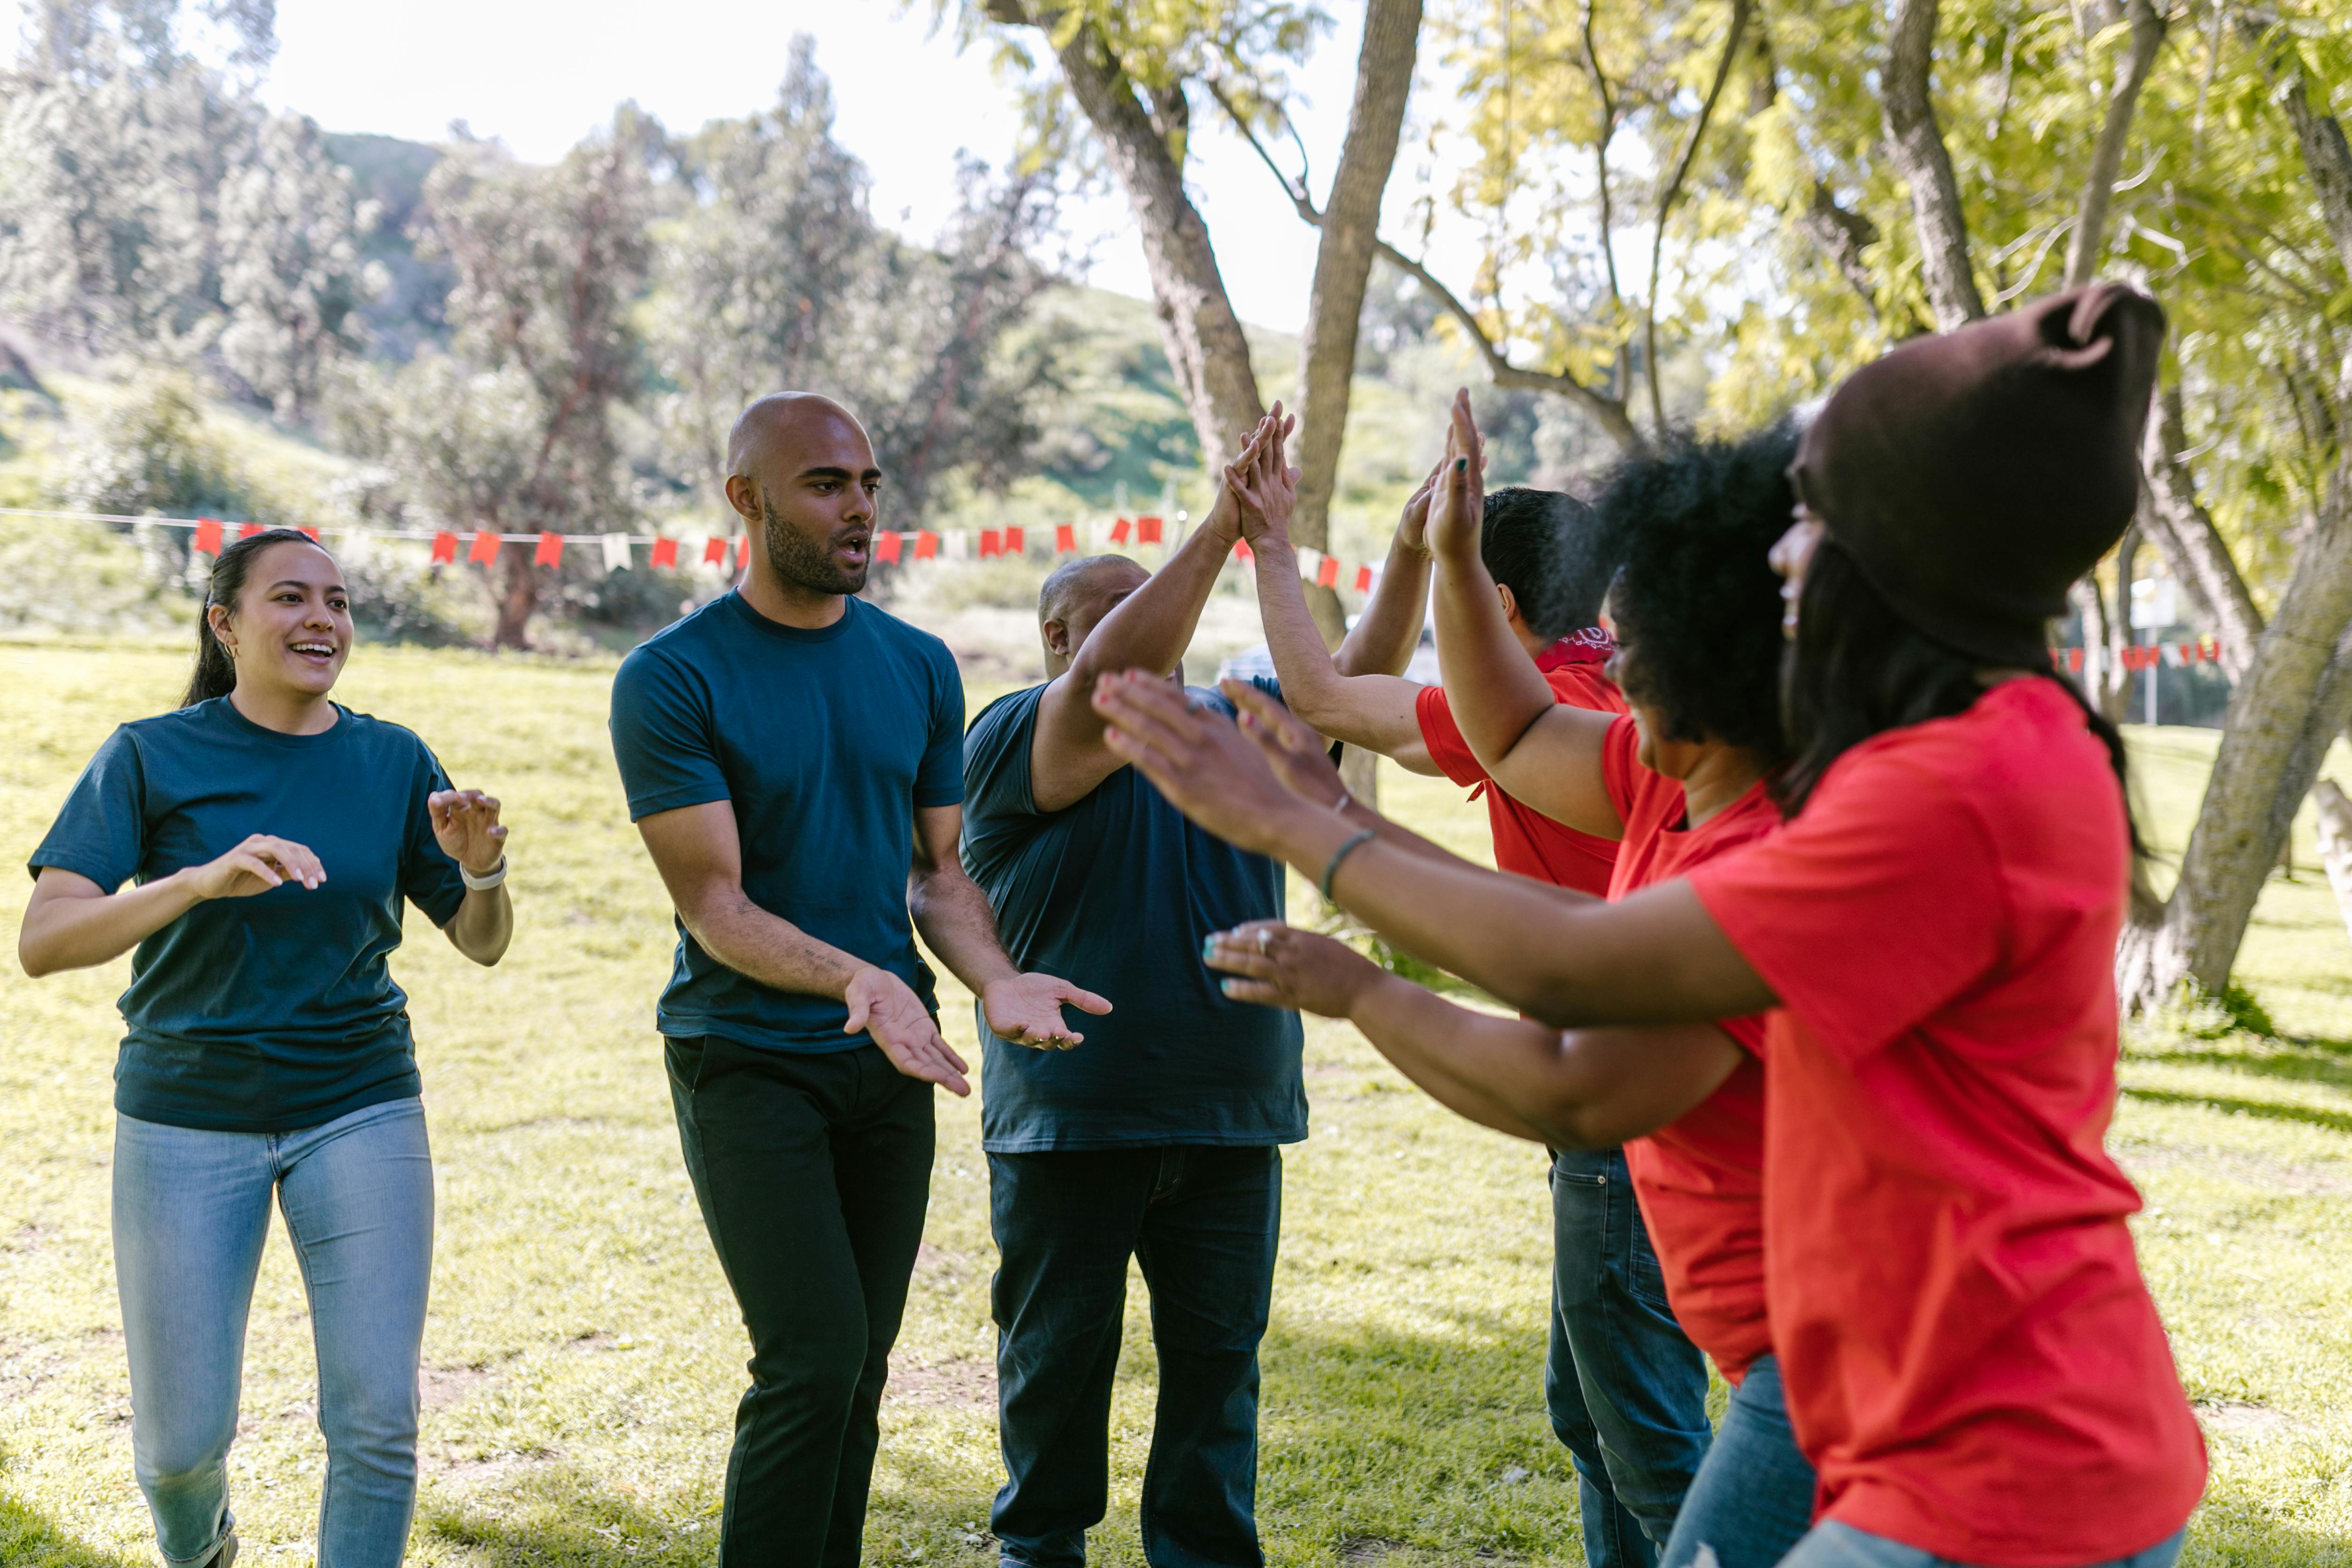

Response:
(461, 856), (508, 891)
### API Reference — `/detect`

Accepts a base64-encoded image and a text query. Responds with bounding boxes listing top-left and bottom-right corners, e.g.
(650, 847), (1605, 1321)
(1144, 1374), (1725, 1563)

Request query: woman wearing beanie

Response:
(1090, 284), (2206, 1567)
(19, 527), (514, 1568)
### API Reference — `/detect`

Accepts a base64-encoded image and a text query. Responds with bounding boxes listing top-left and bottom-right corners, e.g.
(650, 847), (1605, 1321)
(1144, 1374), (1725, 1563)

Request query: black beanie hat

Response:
(1789, 283), (2168, 668)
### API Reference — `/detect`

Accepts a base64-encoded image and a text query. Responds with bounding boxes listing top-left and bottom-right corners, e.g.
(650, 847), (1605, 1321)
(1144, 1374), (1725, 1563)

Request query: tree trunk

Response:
(2063, 0), (2167, 288)
(1027, 8), (1264, 466)
(2070, 526), (2136, 725)
(2117, 457), (2352, 1007)
(1881, 0), (1986, 329)
(1290, 0), (1421, 647)
(492, 542), (536, 649)
(2137, 383), (2264, 682)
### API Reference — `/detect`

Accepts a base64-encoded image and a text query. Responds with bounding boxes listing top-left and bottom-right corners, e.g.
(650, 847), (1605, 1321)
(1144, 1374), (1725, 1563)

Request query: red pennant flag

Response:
(1137, 515), (1163, 544)
(1355, 564), (1374, 593)
(700, 535), (726, 565)
(979, 529), (1002, 558)
(192, 519), (223, 555)
(1110, 518), (1132, 545)
(467, 529), (501, 565)
(534, 531), (564, 566)
(735, 536), (750, 573)
(650, 536), (679, 569)
(915, 530), (940, 560)
(431, 530), (459, 564)
(2066, 646), (2084, 672)
(238, 522), (265, 540)
(298, 526), (320, 541)
(1233, 539), (1253, 564)
(1004, 525), (1024, 556)
(874, 530), (903, 564)
(1055, 524), (1077, 554)
(1316, 554), (1340, 589)
(2178, 642), (2197, 664)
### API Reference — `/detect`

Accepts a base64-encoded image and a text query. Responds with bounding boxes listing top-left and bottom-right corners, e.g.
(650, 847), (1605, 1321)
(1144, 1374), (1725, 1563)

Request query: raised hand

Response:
(1204, 920), (1385, 1018)
(1426, 389), (1488, 564)
(186, 833), (326, 899)
(1226, 403), (1299, 546)
(983, 971), (1114, 1050)
(429, 788), (509, 876)
(1223, 680), (1348, 812)
(845, 965), (972, 1096)
(1092, 670), (1308, 856)
(1397, 458), (1445, 556)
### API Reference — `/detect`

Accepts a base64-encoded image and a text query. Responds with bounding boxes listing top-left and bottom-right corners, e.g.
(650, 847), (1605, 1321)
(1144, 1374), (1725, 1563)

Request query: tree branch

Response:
(1882, 0), (1987, 326)
(1642, 0), (1752, 433)
(2065, 0), (2168, 287)
(2238, 9), (2352, 278)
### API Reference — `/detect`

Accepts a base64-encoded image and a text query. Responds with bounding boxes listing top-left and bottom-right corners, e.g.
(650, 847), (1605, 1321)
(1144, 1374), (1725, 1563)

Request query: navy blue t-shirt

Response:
(28, 699), (469, 1134)
(961, 680), (1306, 1152)
(608, 591), (965, 1049)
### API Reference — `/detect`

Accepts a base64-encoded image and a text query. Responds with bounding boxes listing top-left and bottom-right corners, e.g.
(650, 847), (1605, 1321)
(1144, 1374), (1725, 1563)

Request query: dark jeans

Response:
(1545, 1145), (1713, 1568)
(667, 1036), (936, 1568)
(988, 1145), (1282, 1568)
(1660, 1354), (1816, 1568)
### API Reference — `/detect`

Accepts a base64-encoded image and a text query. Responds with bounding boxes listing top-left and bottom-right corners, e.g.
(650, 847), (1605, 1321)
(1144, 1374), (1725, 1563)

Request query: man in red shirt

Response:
(1247, 462), (1710, 1568)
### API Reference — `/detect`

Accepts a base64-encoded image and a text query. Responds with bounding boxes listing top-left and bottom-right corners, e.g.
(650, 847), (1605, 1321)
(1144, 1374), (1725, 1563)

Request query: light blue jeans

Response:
(1780, 1521), (2187, 1568)
(114, 1097), (434, 1568)
(1661, 1354), (1816, 1568)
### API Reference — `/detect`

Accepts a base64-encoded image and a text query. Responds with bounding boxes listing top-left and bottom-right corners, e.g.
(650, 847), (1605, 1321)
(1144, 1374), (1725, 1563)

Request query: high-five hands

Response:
(1426, 389), (1487, 564)
(983, 971), (1114, 1052)
(1203, 920), (1384, 1018)
(1201, 405), (1295, 546)
(428, 788), (509, 877)
(1397, 458), (1445, 558)
(846, 965), (974, 1096)
(1226, 401), (1300, 546)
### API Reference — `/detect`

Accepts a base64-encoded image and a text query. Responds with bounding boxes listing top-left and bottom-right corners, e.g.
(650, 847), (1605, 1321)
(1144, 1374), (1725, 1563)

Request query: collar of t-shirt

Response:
(1537, 628), (1616, 671)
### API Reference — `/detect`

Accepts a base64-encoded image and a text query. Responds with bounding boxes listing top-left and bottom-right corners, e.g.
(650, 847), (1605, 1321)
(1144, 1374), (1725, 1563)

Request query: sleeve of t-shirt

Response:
(27, 726), (147, 889)
(608, 645), (729, 821)
(1684, 751), (2005, 1065)
(1412, 684), (1489, 788)
(962, 687), (1044, 826)
(914, 642), (966, 809)
(400, 742), (469, 928)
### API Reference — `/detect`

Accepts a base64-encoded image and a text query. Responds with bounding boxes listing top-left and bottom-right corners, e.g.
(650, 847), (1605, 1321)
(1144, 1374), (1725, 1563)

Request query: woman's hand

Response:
(1396, 458), (1444, 557)
(429, 789), (508, 875)
(186, 833), (326, 899)
(1227, 402), (1300, 546)
(1224, 680), (1349, 811)
(1092, 671), (1326, 857)
(1204, 921), (1386, 1017)
(1426, 389), (1487, 565)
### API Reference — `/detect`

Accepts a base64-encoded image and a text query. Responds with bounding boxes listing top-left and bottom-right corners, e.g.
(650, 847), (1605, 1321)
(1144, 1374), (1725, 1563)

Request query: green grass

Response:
(4, 644), (2351, 1566)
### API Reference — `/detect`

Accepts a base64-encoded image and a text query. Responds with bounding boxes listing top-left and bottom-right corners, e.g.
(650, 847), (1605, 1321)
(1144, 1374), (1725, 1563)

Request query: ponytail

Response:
(182, 528), (331, 708)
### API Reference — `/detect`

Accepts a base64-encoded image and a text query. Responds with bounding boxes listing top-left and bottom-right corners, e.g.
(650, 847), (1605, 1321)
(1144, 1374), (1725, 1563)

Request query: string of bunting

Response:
(2052, 642), (2227, 673)
(0, 506), (1387, 595)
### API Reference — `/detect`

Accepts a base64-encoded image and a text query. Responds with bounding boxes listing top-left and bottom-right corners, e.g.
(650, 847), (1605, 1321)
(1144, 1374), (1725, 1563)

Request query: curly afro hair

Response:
(1481, 486), (1614, 641)
(1596, 421), (1798, 763)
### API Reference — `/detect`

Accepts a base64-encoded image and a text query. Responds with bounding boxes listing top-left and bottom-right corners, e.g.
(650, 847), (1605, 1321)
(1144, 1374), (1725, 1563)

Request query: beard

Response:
(761, 496), (869, 596)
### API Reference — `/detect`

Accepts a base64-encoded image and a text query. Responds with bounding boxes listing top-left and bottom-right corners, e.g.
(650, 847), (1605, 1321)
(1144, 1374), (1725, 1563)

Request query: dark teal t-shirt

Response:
(28, 699), (469, 1134)
(608, 591), (965, 1050)
(960, 680), (1306, 1153)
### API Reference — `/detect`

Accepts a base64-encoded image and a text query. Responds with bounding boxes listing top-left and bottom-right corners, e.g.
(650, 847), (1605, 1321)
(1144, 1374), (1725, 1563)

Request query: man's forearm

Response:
(1334, 535), (1431, 677)
(686, 890), (868, 1001)
(1069, 516), (1234, 688)
(907, 864), (1019, 993)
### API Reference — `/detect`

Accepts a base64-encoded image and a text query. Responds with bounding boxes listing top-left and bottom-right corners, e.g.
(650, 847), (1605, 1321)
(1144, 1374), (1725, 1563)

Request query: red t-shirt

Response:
(1685, 678), (2206, 1564)
(1597, 718), (1777, 1384)
(1414, 631), (1627, 895)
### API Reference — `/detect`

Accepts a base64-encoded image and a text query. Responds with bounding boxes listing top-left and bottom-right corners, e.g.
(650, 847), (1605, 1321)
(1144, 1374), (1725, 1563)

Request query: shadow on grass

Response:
(0, 1484), (138, 1568)
(2122, 1086), (2352, 1138)
(2134, 1046), (2352, 1093)
(2186, 1504), (2352, 1568)
(421, 1462), (715, 1568)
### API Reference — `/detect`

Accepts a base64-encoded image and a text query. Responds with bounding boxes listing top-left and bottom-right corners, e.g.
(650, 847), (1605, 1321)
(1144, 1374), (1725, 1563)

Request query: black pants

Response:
(667, 1036), (936, 1568)
(988, 1145), (1282, 1568)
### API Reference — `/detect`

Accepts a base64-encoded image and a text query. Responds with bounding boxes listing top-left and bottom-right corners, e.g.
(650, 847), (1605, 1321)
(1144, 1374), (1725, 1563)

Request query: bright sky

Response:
(252, 0), (1389, 334)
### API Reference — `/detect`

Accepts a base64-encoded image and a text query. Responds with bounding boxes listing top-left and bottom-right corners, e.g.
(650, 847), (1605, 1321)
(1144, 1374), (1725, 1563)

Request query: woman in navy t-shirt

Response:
(21, 528), (515, 1568)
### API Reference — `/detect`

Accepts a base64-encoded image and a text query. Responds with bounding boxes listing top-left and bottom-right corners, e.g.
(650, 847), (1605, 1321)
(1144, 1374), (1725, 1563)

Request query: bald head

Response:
(724, 392), (884, 600)
(1039, 553), (1150, 677)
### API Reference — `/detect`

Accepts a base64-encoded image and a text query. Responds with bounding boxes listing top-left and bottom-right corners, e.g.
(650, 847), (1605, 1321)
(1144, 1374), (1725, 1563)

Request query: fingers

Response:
(1058, 981), (1113, 1017)
(1223, 681), (1320, 754)
(843, 993), (871, 1034)
(1216, 979), (1289, 1007)
(225, 850), (284, 890)
(248, 834), (324, 888)
(1092, 671), (1210, 759)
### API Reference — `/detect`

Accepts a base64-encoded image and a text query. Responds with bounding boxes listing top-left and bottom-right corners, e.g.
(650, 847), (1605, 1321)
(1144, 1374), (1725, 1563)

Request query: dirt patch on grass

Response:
(421, 1363), (499, 1409)
(2196, 1398), (2296, 1437)
(885, 1356), (996, 1410)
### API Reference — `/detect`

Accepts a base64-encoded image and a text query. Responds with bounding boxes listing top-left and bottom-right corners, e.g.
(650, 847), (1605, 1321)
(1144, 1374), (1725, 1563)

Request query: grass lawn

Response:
(3, 642), (2351, 1568)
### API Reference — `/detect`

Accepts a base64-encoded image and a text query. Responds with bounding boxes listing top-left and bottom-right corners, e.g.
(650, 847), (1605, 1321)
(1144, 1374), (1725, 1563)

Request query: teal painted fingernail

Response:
(1202, 935), (1218, 961)
(1453, 458), (1467, 472)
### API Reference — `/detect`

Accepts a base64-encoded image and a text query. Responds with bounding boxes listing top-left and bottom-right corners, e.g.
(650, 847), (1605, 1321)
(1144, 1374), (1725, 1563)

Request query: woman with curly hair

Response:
(20, 527), (514, 1568)
(1209, 416), (1818, 1567)
(1096, 285), (2206, 1567)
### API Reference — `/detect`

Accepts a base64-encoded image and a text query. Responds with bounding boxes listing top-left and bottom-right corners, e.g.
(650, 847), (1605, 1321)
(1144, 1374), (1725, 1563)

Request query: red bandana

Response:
(1536, 627), (1616, 671)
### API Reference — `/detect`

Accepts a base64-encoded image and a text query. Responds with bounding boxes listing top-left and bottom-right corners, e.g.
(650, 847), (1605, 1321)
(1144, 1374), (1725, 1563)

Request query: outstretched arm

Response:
(1029, 410), (1282, 813)
(1092, 669), (1774, 1028)
(909, 803), (1111, 1050)
(1251, 454), (1439, 774)
(1426, 391), (1620, 836)
(1203, 922), (1745, 1147)
(638, 800), (975, 1094)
